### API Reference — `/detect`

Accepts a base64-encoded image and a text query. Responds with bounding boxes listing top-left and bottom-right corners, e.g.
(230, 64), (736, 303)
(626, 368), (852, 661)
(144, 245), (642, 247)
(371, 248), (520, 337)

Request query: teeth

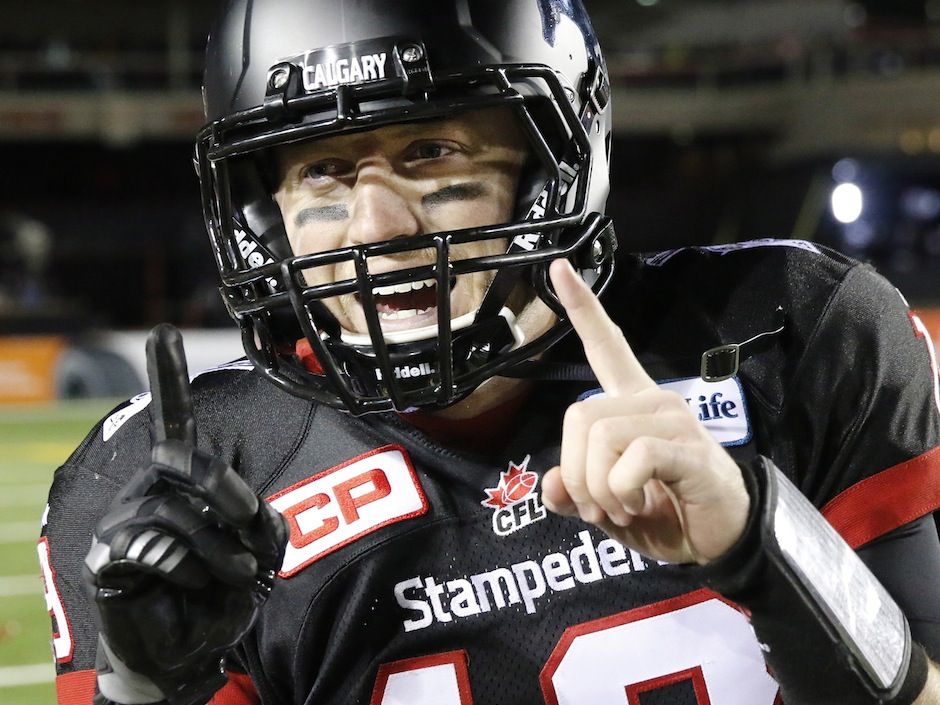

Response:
(378, 307), (434, 321)
(373, 278), (435, 297)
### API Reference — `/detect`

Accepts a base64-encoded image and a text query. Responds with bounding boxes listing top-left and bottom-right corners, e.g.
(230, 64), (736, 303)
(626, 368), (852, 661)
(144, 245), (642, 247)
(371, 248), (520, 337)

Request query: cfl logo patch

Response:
(481, 455), (547, 537)
(268, 446), (428, 576)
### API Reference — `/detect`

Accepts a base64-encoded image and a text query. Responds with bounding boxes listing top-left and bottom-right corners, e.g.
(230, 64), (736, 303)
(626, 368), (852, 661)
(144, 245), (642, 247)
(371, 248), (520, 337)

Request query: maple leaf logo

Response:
(481, 456), (538, 509)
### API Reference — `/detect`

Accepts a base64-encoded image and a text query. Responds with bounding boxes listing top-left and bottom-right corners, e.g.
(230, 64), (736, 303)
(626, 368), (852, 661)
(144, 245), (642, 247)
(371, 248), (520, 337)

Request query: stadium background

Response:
(2, 1), (940, 703)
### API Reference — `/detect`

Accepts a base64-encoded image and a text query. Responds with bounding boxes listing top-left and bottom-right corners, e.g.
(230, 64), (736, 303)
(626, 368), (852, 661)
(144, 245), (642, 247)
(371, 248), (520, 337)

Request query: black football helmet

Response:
(196, 0), (616, 414)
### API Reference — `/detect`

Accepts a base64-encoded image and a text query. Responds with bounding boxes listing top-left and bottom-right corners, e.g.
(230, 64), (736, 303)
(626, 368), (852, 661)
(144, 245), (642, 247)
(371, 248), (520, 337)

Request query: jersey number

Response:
(371, 590), (780, 705)
(38, 537), (74, 663)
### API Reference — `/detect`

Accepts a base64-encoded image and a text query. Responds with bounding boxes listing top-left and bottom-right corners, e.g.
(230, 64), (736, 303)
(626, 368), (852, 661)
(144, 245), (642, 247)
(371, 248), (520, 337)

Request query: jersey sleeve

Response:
(39, 401), (153, 704)
(41, 462), (120, 692)
(856, 515), (940, 660)
(38, 368), (283, 705)
(783, 262), (940, 547)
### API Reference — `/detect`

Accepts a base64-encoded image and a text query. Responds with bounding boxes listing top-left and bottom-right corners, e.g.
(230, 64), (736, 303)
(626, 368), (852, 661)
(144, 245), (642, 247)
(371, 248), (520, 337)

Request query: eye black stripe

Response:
(295, 205), (349, 225)
(422, 182), (486, 209)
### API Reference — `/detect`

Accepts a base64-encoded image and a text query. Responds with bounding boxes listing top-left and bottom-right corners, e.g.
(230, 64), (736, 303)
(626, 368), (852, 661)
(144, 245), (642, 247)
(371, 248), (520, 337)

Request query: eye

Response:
(406, 141), (457, 162)
(302, 159), (351, 181)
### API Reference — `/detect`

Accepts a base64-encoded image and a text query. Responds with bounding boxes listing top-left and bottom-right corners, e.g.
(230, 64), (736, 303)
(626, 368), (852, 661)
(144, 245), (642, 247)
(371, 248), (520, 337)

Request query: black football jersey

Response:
(41, 241), (940, 705)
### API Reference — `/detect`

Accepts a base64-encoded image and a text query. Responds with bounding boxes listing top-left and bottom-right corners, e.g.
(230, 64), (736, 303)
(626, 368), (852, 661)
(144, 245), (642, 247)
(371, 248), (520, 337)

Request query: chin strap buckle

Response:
(701, 307), (786, 382)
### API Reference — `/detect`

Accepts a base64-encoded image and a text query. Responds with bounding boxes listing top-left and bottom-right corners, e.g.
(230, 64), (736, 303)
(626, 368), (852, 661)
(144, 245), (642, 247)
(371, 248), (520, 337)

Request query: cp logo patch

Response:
(268, 445), (427, 576)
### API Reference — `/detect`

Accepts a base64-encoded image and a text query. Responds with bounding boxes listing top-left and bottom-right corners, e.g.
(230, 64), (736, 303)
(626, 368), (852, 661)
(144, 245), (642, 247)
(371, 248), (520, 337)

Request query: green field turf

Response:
(0, 399), (118, 705)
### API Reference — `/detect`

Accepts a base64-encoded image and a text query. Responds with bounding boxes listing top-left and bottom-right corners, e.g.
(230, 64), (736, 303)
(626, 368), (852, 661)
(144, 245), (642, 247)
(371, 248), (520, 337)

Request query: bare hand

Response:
(541, 260), (750, 565)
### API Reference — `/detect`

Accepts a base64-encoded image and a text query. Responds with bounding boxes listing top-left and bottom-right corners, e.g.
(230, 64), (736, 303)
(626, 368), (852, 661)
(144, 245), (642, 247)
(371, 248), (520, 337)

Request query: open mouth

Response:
(370, 278), (438, 321)
(340, 272), (526, 349)
(354, 277), (452, 332)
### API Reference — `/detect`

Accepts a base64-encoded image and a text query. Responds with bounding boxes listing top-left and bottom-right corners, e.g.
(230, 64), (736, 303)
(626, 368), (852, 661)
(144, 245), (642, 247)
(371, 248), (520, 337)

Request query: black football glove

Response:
(83, 324), (287, 705)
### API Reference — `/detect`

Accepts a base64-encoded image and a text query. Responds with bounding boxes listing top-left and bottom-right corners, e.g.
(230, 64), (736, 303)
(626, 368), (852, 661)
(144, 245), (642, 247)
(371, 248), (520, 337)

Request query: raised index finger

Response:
(146, 323), (196, 445)
(549, 259), (655, 397)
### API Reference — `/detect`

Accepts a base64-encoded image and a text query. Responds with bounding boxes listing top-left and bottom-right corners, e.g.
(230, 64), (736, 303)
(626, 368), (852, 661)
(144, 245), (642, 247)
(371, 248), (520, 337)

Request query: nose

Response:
(346, 177), (420, 246)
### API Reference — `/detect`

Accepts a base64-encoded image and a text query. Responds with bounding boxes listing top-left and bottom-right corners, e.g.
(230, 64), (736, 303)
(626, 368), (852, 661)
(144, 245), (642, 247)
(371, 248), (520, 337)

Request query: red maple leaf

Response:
(481, 456), (532, 509)
(481, 486), (506, 509)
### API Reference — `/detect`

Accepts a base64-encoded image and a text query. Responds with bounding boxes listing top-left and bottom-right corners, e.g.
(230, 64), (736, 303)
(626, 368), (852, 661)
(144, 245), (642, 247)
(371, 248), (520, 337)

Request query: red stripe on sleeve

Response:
(822, 445), (940, 549)
(209, 671), (260, 705)
(53, 668), (258, 705)
(56, 669), (97, 704)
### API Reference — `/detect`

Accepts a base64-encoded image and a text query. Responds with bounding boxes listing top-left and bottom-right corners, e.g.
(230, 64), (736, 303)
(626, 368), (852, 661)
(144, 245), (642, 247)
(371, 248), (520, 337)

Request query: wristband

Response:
(95, 636), (166, 705)
(93, 632), (224, 705)
(686, 455), (927, 705)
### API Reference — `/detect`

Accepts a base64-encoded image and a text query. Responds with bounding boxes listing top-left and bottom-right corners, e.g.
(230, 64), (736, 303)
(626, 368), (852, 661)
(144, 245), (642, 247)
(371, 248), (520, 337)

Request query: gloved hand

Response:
(83, 324), (287, 705)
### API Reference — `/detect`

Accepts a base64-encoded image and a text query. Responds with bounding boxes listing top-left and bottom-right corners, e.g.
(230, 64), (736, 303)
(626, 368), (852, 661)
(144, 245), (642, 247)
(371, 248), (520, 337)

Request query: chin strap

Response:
(700, 307), (785, 382)
(506, 308), (788, 384)
(501, 359), (597, 381)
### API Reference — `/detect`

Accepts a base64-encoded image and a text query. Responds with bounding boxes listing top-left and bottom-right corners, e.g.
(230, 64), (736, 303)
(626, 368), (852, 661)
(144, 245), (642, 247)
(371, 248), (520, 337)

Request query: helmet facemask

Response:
(196, 36), (616, 414)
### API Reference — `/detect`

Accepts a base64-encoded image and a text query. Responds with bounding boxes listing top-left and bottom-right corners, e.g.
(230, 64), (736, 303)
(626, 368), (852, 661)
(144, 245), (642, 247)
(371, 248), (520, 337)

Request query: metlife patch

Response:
(662, 376), (752, 445)
(581, 375), (752, 447)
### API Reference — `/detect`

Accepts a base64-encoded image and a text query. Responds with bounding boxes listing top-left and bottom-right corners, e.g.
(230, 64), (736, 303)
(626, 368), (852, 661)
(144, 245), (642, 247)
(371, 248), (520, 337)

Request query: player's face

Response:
(273, 107), (530, 337)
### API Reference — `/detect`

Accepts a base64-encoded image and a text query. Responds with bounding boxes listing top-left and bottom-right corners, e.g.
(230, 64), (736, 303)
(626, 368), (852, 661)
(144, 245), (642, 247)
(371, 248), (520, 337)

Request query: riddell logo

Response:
(481, 456), (546, 536)
(234, 228), (278, 290)
(512, 161), (580, 251)
(375, 361), (435, 381)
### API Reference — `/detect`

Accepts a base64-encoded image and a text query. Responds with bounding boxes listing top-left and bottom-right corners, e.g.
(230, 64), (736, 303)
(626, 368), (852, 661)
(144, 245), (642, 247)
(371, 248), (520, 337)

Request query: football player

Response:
(40, 1), (940, 704)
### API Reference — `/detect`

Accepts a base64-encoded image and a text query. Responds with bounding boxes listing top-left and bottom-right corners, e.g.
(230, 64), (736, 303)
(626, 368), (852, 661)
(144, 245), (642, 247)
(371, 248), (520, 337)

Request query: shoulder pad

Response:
(644, 239), (821, 267)
(101, 359), (254, 442)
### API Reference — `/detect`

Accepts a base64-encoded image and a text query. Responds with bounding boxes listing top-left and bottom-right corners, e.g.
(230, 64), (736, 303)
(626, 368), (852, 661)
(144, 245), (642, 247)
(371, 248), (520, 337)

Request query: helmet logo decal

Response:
(234, 228), (279, 290)
(536, 0), (578, 45)
(481, 456), (547, 537)
(274, 37), (428, 97)
(512, 160), (580, 252)
(302, 50), (388, 92)
(374, 361), (436, 382)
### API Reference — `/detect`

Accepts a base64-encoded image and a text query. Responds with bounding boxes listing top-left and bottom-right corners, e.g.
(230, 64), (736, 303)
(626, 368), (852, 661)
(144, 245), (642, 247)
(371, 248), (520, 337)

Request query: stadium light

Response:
(831, 183), (864, 224)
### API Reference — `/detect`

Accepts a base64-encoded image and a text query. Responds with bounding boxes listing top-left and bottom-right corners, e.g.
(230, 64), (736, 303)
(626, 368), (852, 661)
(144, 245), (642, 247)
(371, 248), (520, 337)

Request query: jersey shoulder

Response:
(57, 358), (317, 491)
(635, 240), (940, 516)
(637, 238), (858, 306)
(607, 239), (862, 366)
